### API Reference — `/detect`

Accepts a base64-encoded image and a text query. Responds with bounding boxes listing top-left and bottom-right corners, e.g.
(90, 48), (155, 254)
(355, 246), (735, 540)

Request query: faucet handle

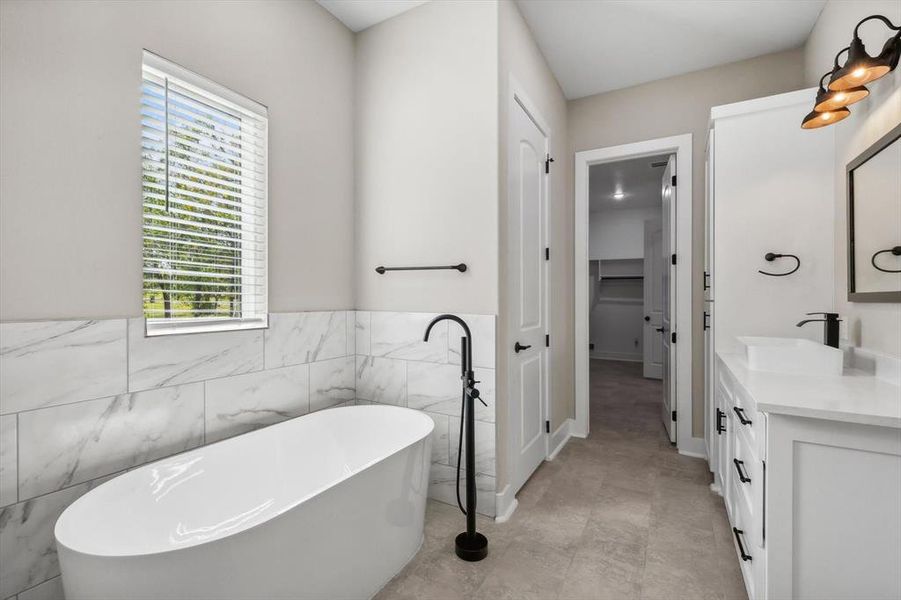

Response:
(806, 312), (840, 320)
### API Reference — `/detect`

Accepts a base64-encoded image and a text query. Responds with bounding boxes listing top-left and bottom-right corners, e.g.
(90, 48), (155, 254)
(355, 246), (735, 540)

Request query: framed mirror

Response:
(847, 122), (901, 303)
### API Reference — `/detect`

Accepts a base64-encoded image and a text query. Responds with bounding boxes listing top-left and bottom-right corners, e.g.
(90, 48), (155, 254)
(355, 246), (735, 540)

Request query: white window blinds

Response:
(141, 51), (268, 336)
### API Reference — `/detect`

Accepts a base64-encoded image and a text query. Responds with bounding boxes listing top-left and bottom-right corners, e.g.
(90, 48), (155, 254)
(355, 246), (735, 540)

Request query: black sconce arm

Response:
(853, 15), (901, 38)
(831, 46), (850, 70)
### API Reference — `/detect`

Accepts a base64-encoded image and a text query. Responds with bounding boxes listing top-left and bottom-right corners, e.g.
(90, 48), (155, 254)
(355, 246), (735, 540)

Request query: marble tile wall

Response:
(354, 311), (498, 517)
(0, 311), (355, 600)
(0, 310), (496, 598)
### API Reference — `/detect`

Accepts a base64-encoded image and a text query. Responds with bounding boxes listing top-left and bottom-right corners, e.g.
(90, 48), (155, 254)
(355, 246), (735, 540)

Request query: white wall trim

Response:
(574, 134), (694, 449)
(547, 418), (574, 460)
(494, 484), (519, 523)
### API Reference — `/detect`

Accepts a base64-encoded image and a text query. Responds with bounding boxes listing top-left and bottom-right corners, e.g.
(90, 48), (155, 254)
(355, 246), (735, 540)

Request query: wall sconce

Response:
(802, 15), (900, 129)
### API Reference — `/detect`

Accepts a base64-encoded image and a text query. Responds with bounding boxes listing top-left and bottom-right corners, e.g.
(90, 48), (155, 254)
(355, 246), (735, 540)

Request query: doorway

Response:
(586, 152), (675, 441)
(574, 134), (699, 455)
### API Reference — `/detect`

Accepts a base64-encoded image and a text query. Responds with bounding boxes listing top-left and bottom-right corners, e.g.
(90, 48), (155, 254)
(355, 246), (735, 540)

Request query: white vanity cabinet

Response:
(716, 353), (901, 600)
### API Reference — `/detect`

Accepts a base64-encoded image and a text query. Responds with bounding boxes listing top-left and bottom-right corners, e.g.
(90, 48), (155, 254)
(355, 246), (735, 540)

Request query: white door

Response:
(643, 218), (663, 379)
(508, 97), (548, 493)
(661, 156), (677, 442)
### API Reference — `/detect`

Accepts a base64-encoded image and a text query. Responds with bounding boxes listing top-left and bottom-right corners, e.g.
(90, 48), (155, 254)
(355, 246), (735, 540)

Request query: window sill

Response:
(144, 317), (268, 337)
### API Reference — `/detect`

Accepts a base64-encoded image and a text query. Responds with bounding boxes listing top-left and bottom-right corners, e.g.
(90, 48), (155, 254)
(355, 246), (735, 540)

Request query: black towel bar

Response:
(375, 263), (467, 274)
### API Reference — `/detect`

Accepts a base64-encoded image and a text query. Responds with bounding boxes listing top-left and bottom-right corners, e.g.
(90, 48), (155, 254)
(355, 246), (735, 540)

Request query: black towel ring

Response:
(871, 246), (901, 273)
(758, 252), (800, 277)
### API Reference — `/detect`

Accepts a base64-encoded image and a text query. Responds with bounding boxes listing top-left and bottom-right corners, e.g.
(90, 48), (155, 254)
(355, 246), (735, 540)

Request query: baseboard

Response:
(548, 418), (575, 460)
(571, 418), (589, 439)
(494, 484), (518, 523)
(678, 435), (707, 459)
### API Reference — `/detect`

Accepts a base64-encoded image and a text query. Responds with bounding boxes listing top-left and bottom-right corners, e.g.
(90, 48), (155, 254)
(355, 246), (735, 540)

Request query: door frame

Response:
(574, 134), (702, 455)
(505, 75), (552, 498)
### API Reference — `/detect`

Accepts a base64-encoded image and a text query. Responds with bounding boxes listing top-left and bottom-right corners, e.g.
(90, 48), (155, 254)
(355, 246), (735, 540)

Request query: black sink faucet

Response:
(796, 312), (841, 348)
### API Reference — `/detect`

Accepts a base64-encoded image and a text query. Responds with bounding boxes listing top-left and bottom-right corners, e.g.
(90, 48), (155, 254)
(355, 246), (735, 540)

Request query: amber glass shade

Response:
(814, 85), (869, 111)
(829, 36), (896, 90)
(801, 107), (850, 129)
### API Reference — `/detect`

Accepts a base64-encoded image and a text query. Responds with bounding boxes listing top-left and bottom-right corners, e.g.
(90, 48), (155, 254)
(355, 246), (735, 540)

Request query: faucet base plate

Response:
(455, 531), (488, 562)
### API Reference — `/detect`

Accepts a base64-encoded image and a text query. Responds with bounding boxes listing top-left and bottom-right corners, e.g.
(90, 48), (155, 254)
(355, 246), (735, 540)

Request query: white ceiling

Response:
(317, 0), (428, 32)
(590, 154), (672, 211)
(516, 0), (826, 99)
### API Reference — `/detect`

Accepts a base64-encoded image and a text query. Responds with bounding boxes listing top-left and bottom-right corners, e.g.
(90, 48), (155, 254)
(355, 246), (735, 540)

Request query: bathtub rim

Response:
(54, 404), (434, 559)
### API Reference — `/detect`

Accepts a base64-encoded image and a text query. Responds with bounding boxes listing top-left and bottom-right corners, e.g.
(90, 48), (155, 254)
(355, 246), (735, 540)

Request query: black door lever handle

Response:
(514, 342), (532, 353)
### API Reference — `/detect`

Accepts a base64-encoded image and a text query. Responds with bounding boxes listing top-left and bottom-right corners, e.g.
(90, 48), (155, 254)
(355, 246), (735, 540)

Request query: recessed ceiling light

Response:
(613, 191), (625, 200)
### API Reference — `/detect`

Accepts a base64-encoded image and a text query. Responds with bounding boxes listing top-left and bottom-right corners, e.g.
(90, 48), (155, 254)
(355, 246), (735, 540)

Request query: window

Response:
(141, 51), (268, 335)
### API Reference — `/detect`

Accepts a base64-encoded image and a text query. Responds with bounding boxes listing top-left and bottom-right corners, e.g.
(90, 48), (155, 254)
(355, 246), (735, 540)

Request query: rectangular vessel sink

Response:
(737, 336), (844, 376)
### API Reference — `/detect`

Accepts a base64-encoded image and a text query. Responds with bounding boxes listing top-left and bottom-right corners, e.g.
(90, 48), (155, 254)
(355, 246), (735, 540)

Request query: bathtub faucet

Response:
(423, 314), (489, 562)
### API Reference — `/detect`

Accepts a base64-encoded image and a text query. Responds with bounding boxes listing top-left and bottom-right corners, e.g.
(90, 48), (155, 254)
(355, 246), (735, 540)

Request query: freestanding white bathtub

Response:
(55, 405), (433, 600)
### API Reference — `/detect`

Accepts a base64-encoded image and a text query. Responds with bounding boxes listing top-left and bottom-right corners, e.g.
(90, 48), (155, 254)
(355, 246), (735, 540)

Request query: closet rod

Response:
(600, 275), (644, 280)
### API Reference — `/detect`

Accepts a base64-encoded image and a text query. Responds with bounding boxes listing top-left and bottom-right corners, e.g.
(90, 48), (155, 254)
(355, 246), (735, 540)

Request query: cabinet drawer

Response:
(731, 434), (759, 535)
(732, 496), (763, 600)
(730, 392), (759, 447)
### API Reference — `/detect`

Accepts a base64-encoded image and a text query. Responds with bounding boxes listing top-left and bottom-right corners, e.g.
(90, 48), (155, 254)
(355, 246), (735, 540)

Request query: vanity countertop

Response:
(718, 352), (901, 429)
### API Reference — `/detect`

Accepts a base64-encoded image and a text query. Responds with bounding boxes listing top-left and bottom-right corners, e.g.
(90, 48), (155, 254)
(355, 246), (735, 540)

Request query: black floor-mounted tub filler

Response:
(423, 314), (488, 561)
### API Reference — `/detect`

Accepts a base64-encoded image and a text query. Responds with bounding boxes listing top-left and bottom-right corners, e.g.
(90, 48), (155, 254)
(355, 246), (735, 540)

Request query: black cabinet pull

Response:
(732, 527), (752, 561)
(514, 342), (532, 353)
(733, 458), (751, 483)
(655, 327), (665, 333)
(703, 271), (710, 290)
(733, 406), (752, 425)
(703, 311), (710, 330)
(716, 408), (726, 434)
(644, 316), (650, 322)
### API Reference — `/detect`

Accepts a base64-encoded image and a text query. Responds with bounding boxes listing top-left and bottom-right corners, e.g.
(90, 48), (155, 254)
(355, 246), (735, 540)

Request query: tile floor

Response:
(375, 359), (748, 600)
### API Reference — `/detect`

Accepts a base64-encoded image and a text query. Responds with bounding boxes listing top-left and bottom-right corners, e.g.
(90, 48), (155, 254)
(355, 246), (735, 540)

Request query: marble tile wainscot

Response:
(354, 311), (498, 517)
(0, 311), (355, 599)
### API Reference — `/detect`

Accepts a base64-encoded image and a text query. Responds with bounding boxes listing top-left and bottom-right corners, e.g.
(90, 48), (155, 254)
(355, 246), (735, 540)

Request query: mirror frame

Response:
(847, 122), (901, 303)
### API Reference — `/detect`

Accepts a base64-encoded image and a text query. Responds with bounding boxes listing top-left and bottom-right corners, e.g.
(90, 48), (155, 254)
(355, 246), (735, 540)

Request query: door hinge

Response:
(545, 154), (554, 174)
(545, 420), (550, 434)
(672, 410), (677, 422)
(545, 334), (550, 347)
(671, 331), (677, 344)
(545, 247), (550, 261)
(671, 175), (677, 186)
(671, 253), (677, 265)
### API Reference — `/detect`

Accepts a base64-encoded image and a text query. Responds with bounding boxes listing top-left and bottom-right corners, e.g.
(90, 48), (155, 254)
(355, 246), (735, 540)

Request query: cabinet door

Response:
(705, 128), (715, 302)
(716, 380), (734, 513)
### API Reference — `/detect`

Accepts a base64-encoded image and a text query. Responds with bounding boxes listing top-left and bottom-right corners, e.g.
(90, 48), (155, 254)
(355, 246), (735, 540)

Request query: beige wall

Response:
(497, 0), (570, 488)
(804, 0), (901, 359)
(353, 0), (499, 314)
(568, 49), (806, 437)
(0, 0), (355, 322)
